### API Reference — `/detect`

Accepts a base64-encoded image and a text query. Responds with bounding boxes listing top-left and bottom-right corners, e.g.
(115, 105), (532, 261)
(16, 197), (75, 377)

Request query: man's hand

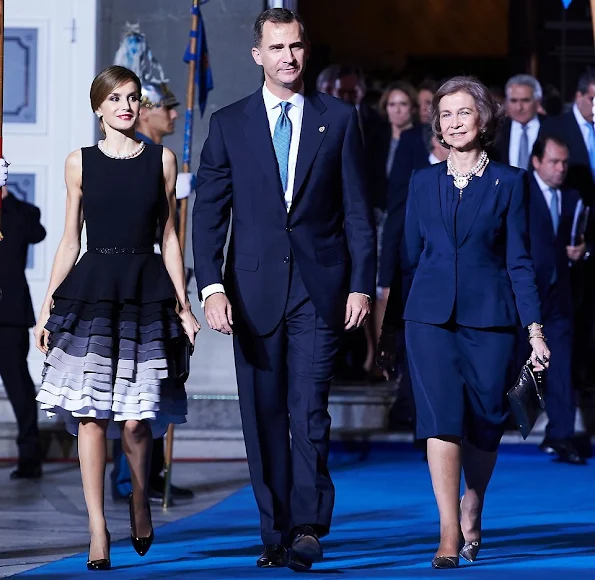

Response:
(204, 292), (233, 335)
(344, 292), (371, 331)
(566, 241), (587, 262)
(376, 327), (398, 378)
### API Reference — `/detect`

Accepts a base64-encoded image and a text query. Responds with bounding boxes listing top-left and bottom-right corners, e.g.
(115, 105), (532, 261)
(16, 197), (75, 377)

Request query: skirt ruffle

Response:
(36, 298), (187, 439)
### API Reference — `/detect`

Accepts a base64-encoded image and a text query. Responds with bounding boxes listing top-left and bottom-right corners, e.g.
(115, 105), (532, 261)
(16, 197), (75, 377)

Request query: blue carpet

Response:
(17, 447), (595, 579)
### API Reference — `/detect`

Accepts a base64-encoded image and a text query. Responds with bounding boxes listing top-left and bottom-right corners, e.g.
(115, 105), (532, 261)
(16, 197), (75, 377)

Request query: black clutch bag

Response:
(173, 335), (194, 384)
(507, 361), (546, 439)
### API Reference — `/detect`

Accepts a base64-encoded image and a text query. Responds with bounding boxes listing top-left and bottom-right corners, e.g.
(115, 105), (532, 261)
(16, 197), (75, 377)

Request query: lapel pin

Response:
(319, 126), (326, 133)
(495, 179), (500, 186)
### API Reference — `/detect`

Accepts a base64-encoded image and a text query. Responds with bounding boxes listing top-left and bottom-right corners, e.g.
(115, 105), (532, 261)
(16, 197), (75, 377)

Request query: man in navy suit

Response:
(193, 8), (375, 572)
(542, 70), (595, 392)
(493, 75), (544, 170)
(527, 135), (587, 465)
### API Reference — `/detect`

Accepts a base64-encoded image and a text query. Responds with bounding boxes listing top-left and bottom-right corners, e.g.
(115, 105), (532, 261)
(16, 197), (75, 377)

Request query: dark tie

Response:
(549, 187), (559, 284)
(272, 101), (292, 191)
(517, 124), (529, 169)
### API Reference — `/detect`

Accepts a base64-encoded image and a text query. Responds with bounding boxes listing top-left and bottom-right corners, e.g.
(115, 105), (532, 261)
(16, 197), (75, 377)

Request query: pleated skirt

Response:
(36, 298), (187, 439)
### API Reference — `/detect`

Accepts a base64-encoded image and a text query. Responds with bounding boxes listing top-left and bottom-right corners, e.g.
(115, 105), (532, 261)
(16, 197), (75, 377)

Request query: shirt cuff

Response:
(352, 292), (371, 300)
(201, 283), (226, 307)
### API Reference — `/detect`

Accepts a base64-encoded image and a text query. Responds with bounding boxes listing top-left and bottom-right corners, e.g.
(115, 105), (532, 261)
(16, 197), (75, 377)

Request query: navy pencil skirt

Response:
(405, 320), (517, 452)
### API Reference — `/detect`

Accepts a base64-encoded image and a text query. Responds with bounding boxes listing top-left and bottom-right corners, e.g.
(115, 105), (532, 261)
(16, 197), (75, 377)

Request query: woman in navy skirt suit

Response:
(387, 77), (550, 568)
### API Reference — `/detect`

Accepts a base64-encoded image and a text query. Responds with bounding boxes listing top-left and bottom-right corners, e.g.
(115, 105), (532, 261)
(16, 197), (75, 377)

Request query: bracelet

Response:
(528, 333), (546, 342)
(527, 322), (543, 332)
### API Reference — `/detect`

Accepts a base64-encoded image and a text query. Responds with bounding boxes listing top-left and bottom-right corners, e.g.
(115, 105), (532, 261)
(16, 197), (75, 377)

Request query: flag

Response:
(184, 3), (213, 117)
(561, 0), (573, 8)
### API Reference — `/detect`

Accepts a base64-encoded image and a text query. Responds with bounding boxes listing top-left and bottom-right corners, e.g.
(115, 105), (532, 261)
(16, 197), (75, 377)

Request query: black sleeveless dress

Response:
(36, 144), (187, 438)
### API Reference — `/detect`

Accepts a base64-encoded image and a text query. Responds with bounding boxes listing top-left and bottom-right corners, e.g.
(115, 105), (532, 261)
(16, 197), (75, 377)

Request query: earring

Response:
(480, 128), (486, 134)
(439, 137), (446, 144)
(95, 112), (102, 119)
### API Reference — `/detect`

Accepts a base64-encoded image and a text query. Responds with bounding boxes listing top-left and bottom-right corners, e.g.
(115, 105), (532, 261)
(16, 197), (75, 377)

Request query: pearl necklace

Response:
(447, 150), (489, 195)
(98, 140), (145, 160)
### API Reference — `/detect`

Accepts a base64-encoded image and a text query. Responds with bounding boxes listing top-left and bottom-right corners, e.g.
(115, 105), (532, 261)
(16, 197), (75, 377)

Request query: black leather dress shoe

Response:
(288, 525), (323, 573)
(256, 544), (288, 568)
(542, 439), (586, 465)
(10, 463), (42, 480)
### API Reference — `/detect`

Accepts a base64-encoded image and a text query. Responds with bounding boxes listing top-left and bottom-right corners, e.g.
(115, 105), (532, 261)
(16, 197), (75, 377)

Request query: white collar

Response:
(262, 83), (304, 111)
(533, 170), (558, 195)
(572, 103), (590, 128)
(511, 116), (540, 131)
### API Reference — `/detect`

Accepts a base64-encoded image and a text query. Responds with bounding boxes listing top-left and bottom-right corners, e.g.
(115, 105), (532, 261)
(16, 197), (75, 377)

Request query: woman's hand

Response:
(179, 308), (201, 346)
(34, 309), (51, 354)
(529, 336), (550, 372)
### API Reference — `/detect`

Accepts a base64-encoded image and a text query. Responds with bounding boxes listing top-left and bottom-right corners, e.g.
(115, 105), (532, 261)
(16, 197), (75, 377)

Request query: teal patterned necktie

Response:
(273, 101), (292, 191)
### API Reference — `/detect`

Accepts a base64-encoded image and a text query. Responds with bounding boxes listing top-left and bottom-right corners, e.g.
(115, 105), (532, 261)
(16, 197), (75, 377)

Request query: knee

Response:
(79, 418), (109, 436)
(122, 420), (151, 442)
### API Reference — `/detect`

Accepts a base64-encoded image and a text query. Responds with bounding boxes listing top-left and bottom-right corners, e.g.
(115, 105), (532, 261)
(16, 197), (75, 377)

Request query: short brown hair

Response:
(253, 8), (307, 48)
(378, 81), (418, 118)
(431, 76), (503, 147)
(90, 66), (141, 134)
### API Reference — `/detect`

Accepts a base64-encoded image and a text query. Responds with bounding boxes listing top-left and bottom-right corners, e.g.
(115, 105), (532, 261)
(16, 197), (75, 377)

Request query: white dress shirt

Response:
(509, 117), (540, 168)
(572, 103), (592, 153)
(201, 84), (305, 304)
(533, 170), (561, 216)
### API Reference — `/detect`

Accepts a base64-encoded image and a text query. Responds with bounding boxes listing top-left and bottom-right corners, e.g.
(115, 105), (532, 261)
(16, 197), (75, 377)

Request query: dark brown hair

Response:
(90, 66), (141, 134)
(378, 81), (418, 119)
(431, 76), (503, 147)
(253, 8), (307, 48)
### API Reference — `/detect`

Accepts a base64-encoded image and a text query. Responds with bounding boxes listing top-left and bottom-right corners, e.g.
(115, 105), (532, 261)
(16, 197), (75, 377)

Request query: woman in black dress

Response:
(34, 66), (200, 570)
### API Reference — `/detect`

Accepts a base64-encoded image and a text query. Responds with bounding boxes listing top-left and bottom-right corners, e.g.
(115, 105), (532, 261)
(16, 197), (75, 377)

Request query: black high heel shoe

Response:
(87, 529), (111, 571)
(129, 495), (154, 556)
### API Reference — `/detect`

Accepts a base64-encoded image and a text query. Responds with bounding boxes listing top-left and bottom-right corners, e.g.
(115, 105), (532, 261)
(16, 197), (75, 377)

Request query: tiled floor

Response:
(0, 460), (250, 578)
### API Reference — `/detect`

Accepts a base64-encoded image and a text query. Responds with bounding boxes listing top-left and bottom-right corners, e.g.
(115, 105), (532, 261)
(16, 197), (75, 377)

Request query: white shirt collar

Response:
(573, 102), (590, 129)
(511, 116), (540, 131)
(262, 83), (304, 111)
(429, 153), (441, 165)
(533, 170), (558, 195)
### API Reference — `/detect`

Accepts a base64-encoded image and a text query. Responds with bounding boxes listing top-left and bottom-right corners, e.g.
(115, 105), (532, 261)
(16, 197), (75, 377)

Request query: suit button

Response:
(283, 257), (290, 263)
(286, 227), (292, 232)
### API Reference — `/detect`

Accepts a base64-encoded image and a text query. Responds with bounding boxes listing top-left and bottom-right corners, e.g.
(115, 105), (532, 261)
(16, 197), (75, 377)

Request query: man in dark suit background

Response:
(526, 135), (587, 464)
(0, 185), (45, 478)
(542, 69), (595, 205)
(493, 74), (544, 169)
(193, 8), (375, 572)
(543, 70), (595, 391)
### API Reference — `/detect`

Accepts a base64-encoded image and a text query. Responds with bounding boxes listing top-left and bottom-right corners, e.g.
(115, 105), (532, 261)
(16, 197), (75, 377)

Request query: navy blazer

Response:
(492, 116), (545, 169)
(378, 125), (429, 288)
(527, 174), (580, 317)
(193, 89), (376, 336)
(0, 193), (46, 327)
(541, 111), (595, 205)
(402, 161), (541, 329)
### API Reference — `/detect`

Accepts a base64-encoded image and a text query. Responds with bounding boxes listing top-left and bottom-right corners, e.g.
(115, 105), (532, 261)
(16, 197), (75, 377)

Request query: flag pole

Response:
(162, 0), (200, 509)
(0, 0), (5, 241)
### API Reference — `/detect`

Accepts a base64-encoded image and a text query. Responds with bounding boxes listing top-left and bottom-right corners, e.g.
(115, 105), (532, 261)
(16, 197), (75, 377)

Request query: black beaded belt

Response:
(87, 246), (154, 255)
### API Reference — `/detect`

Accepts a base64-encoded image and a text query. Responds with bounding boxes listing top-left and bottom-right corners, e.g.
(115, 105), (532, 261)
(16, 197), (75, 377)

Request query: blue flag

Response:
(184, 3), (214, 117)
(561, 0), (573, 7)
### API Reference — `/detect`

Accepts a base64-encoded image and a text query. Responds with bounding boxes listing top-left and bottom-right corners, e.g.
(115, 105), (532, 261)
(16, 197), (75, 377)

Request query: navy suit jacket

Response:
(0, 193), (46, 327)
(193, 89), (376, 336)
(492, 116), (545, 169)
(541, 111), (595, 205)
(401, 161), (541, 329)
(527, 174), (580, 317)
(378, 125), (429, 288)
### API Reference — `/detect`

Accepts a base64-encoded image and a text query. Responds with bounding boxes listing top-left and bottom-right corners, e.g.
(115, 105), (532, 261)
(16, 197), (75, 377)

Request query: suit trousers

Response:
(519, 284), (576, 440)
(0, 327), (41, 464)
(233, 258), (342, 545)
